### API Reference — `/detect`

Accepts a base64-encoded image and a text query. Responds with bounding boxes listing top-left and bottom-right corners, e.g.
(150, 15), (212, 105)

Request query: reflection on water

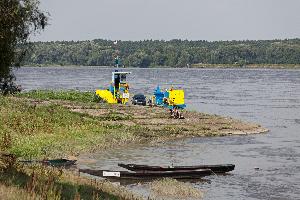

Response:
(15, 67), (300, 200)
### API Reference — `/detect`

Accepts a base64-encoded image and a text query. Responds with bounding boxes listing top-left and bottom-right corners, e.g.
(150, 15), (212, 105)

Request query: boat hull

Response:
(79, 169), (212, 180)
(118, 163), (235, 173)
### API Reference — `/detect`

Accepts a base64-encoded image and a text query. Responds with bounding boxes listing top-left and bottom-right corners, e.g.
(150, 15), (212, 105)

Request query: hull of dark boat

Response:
(118, 163), (235, 173)
(79, 169), (212, 180)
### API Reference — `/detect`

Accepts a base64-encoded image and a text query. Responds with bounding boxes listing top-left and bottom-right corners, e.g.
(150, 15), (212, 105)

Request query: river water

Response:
(15, 67), (300, 200)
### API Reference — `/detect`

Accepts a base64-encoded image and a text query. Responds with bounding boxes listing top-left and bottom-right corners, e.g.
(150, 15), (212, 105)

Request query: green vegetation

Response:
(0, 96), (139, 158)
(0, 166), (117, 200)
(0, 90), (267, 199)
(0, 91), (144, 199)
(17, 90), (97, 103)
(21, 39), (300, 67)
(2, 90), (266, 159)
(0, 160), (141, 200)
(0, 0), (47, 94)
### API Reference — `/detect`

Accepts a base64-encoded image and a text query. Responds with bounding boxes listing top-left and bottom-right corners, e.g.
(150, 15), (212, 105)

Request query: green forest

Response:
(22, 38), (300, 67)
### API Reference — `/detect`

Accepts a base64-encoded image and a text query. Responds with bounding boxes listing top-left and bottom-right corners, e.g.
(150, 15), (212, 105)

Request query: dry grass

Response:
(150, 178), (203, 199)
(0, 160), (142, 200)
(0, 184), (37, 200)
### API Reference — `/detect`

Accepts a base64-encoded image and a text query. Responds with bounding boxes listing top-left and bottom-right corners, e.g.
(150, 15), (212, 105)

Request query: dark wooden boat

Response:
(19, 159), (77, 167)
(118, 163), (235, 173)
(79, 168), (212, 180)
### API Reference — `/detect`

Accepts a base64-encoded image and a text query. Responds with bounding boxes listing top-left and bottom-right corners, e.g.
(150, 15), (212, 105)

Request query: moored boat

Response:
(118, 163), (235, 173)
(79, 168), (212, 180)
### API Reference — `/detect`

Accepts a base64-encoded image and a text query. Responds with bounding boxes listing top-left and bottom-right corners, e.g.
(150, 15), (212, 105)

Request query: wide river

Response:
(15, 67), (300, 200)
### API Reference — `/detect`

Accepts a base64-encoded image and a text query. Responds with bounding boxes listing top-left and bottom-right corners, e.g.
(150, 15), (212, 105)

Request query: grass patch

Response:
(0, 90), (266, 199)
(0, 96), (139, 159)
(0, 183), (33, 200)
(17, 90), (97, 103)
(1, 90), (266, 158)
(0, 163), (141, 200)
(150, 178), (203, 199)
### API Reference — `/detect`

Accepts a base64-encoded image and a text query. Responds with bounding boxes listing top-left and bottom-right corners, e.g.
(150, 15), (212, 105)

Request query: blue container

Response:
(154, 86), (164, 105)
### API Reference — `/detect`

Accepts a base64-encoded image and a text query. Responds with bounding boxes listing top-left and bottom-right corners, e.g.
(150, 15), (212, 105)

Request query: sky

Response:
(33, 0), (300, 42)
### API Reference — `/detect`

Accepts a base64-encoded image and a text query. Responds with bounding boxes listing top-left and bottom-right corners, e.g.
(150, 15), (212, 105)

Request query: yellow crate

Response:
(168, 89), (185, 106)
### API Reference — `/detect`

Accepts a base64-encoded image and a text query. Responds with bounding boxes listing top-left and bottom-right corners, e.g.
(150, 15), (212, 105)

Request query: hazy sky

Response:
(33, 0), (300, 42)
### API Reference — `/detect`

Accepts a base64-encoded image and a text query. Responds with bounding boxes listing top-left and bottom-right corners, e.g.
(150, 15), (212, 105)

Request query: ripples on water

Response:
(15, 67), (300, 200)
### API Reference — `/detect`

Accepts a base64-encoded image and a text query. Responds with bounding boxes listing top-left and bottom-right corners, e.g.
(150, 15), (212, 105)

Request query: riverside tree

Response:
(0, 0), (47, 94)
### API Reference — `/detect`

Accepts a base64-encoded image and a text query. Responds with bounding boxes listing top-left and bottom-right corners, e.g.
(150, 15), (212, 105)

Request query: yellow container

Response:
(168, 89), (185, 106)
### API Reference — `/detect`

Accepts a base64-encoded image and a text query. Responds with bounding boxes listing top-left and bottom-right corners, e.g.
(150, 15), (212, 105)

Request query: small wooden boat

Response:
(79, 168), (212, 180)
(118, 163), (235, 173)
(19, 159), (77, 167)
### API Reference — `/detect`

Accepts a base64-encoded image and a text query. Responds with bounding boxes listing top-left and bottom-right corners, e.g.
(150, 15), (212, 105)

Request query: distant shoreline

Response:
(21, 64), (300, 69)
(190, 63), (300, 69)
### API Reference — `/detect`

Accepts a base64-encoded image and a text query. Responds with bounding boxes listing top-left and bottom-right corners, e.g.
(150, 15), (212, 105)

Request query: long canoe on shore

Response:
(118, 163), (235, 173)
(79, 169), (212, 180)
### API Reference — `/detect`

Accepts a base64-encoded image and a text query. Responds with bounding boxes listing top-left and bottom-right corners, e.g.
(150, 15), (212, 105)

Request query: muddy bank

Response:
(25, 97), (268, 138)
(16, 95), (268, 144)
(6, 95), (268, 159)
(69, 104), (268, 137)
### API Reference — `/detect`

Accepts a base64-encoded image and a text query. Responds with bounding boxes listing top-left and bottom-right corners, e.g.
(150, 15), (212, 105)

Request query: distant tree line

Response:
(22, 38), (300, 67)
